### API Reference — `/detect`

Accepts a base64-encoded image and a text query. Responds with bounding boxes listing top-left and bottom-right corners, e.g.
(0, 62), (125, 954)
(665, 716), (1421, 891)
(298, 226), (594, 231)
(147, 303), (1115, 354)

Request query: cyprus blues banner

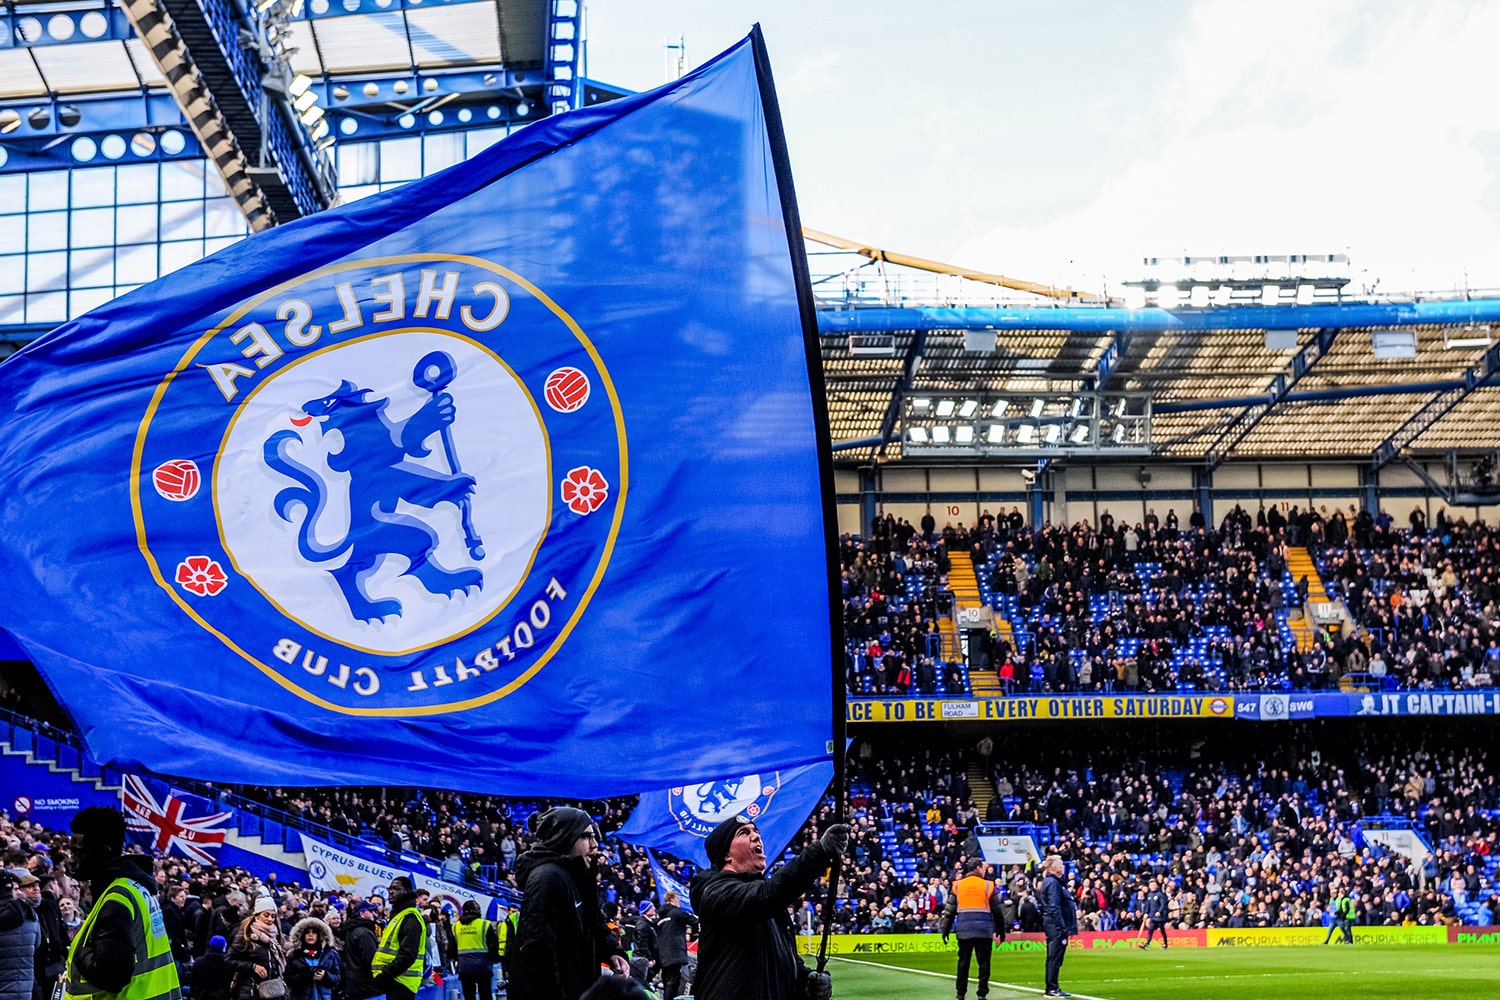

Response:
(617, 760), (834, 867)
(0, 30), (834, 796)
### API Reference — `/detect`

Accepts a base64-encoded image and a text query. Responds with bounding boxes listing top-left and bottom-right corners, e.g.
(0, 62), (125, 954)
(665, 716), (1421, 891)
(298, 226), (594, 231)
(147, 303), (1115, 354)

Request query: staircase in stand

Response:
(1287, 546), (1329, 652)
(950, 558), (1011, 696)
(967, 760), (996, 816)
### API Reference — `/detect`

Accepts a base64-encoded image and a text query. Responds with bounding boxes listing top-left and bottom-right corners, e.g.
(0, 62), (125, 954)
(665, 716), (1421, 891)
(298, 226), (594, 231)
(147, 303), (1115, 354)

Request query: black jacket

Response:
(1039, 874), (1078, 939)
(689, 842), (831, 1000)
(190, 953), (235, 1000)
(631, 917), (657, 965)
(70, 856), (159, 996)
(33, 890), (68, 979)
(654, 905), (698, 968)
(510, 850), (623, 1000)
(337, 917), (381, 1000)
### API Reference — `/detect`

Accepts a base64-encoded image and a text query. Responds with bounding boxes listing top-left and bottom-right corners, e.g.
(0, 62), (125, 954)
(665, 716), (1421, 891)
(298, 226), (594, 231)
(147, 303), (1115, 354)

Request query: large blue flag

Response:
(0, 30), (836, 796)
(645, 850), (694, 915)
(616, 760), (834, 868)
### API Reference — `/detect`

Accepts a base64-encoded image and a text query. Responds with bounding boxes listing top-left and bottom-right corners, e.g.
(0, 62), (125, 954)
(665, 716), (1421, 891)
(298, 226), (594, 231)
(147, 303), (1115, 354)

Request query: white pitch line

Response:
(828, 954), (1114, 1000)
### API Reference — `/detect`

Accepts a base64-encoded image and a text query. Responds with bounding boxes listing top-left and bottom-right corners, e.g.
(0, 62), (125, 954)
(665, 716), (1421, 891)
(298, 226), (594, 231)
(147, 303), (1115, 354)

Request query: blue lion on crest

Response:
(263, 354), (483, 623)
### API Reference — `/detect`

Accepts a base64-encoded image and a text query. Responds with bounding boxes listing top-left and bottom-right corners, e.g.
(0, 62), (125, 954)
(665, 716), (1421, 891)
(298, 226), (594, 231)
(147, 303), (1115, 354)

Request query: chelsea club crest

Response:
(131, 255), (627, 715)
(669, 773), (783, 837)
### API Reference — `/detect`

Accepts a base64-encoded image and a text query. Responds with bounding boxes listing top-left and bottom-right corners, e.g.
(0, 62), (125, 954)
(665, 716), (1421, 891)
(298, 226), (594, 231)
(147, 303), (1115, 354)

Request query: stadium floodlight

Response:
(1044, 424), (1062, 444)
(1069, 398), (1085, 418)
(908, 426), (929, 444)
(309, 118), (330, 141)
(1444, 325), (1492, 349)
(936, 399), (956, 417)
(958, 399), (979, 418)
(1261, 284), (1280, 305)
(931, 425), (951, 444)
(1070, 424), (1090, 445)
(1113, 423), (1127, 444)
(1111, 399), (1127, 418)
(910, 397), (932, 414)
(300, 105), (325, 127)
(1372, 330), (1417, 359)
(1213, 285), (1232, 305)
(1189, 285), (1210, 308)
(289, 74), (313, 98)
(1029, 398), (1044, 418)
(990, 399), (1009, 418)
(1296, 283), (1315, 305)
(955, 425), (975, 444)
(1122, 286), (1147, 310)
(986, 425), (1005, 444)
(294, 89), (319, 113)
(1016, 424), (1037, 443)
(1157, 285), (1179, 309)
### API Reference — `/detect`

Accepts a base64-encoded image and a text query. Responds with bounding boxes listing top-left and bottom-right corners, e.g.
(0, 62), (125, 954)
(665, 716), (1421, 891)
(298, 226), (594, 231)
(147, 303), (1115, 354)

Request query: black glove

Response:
(803, 970), (832, 1000)
(818, 823), (850, 857)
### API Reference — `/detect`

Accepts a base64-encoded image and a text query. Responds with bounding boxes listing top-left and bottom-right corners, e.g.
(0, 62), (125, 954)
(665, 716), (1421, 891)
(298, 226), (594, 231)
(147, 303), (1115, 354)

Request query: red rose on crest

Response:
(561, 466), (609, 515)
(175, 556), (228, 596)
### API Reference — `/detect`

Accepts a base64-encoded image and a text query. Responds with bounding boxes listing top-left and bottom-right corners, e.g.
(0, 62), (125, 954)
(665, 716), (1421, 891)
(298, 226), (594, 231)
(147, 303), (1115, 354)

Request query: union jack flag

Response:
(122, 775), (232, 863)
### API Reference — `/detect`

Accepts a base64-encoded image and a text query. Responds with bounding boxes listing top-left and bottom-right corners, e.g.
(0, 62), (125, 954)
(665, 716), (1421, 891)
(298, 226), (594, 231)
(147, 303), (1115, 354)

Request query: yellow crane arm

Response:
(801, 227), (1087, 300)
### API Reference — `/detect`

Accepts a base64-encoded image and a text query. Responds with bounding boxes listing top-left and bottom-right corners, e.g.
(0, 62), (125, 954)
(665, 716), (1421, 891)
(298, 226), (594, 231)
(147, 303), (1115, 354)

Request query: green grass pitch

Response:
(823, 943), (1500, 999)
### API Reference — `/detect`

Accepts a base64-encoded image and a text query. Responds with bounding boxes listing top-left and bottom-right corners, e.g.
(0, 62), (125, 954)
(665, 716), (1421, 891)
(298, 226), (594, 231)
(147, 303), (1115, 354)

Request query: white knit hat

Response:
(253, 895), (276, 915)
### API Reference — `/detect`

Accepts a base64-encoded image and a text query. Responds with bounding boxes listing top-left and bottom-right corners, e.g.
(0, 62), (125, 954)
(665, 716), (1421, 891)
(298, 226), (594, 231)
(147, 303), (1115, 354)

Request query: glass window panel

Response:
(115, 163), (159, 205)
(160, 162), (206, 201)
(204, 170), (228, 197)
(115, 244), (158, 286)
(70, 167), (115, 208)
(27, 251), (68, 291)
(205, 235), (243, 256)
(0, 175), (25, 213)
(380, 137), (422, 182)
(116, 204), (158, 245)
(423, 133), (465, 173)
(69, 287), (113, 316)
(160, 240), (204, 276)
(203, 198), (243, 238)
(337, 142), (379, 187)
(70, 247), (114, 288)
(114, 284), (142, 298)
(0, 255), (23, 294)
(70, 207), (114, 248)
(28, 172), (69, 212)
(26, 291), (67, 324)
(338, 184), (378, 204)
(27, 214), (67, 252)
(0, 295), (21, 324)
(0, 220), (21, 255)
(160, 203), (204, 242)
(465, 128), (508, 157)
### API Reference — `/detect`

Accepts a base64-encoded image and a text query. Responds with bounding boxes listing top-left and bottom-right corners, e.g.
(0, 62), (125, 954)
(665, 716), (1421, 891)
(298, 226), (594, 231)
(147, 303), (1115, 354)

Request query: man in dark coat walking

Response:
(338, 901), (383, 1000)
(628, 903), (657, 988)
(1037, 855), (1077, 998)
(689, 815), (848, 1000)
(510, 807), (628, 1000)
(654, 891), (697, 1000)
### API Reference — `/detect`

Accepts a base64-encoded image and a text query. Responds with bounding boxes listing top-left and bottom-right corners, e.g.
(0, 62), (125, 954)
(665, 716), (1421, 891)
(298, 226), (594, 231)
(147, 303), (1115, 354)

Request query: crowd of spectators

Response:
(845, 502), (1500, 697)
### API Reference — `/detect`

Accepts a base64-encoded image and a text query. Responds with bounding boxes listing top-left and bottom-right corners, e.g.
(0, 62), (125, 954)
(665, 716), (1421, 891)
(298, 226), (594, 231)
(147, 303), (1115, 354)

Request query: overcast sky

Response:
(585, 0), (1500, 297)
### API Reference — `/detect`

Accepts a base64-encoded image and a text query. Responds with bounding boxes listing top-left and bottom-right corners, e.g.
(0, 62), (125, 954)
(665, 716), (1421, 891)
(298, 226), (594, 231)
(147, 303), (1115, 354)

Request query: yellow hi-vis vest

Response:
(453, 918), (490, 956)
(64, 878), (182, 1000)
(371, 906), (427, 992)
(496, 916), (514, 957)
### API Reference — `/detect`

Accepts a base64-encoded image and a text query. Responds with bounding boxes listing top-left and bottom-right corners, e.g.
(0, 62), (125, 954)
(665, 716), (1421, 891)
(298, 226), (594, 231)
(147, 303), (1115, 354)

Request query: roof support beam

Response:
(1090, 329), (1132, 392)
(1372, 340), (1500, 468)
(874, 328), (928, 458)
(1203, 328), (1336, 469)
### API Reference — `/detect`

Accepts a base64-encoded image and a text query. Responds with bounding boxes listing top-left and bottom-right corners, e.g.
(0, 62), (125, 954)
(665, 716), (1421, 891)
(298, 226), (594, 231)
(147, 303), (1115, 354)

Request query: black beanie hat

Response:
(529, 806), (596, 853)
(704, 814), (755, 869)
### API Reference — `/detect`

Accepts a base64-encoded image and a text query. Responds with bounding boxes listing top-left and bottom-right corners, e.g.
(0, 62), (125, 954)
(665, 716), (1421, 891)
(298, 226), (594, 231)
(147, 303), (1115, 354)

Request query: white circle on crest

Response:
(216, 332), (549, 654)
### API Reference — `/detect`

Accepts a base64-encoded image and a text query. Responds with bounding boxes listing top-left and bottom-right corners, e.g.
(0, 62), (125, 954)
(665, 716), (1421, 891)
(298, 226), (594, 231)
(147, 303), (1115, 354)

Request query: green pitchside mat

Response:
(822, 942), (1500, 999)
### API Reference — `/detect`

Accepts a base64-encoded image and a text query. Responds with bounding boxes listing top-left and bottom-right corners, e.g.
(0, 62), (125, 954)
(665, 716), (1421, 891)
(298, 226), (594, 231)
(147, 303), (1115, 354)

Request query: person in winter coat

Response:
(285, 917), (342, 1000)
(690, 815), (849, 1000)
(653, 891), (697, 1000)
(25, 873), (66, 1000)
(336, 901), (382, 1000)
(0, 870), (41, 1000)
(227, 898), (286, 1000)
(191, 936), (236, 1000)
(452, 900), (499, 1000)
(510, 807), (629, 1000)
(628, 903), (657, 986)
(1038, 855), (1077, 998)
(65, 807), (180, 1000)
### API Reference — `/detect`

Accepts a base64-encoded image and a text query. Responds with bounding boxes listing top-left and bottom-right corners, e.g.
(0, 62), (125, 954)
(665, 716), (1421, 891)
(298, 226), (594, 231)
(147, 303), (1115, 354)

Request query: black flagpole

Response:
(748, 23), (848, 974)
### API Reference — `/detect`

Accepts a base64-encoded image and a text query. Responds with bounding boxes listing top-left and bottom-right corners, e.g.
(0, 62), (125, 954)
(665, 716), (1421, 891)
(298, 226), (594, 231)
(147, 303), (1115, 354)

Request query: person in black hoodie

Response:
(335, 901), (382, 1000)
(66, 807), (181, 1000)
(191, 936), (235, 1000)
(689, 815), (848, 1000)
(510, 807), (628, 1000)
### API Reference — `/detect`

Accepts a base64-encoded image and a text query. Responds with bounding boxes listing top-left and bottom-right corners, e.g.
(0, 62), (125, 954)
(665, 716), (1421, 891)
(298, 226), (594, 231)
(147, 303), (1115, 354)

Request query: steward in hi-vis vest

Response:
(370, 879), (426, 1000)
(452, 901), (499, 1000)
(938, 858), (1007, 1000)
(64, 807), (182, 1000)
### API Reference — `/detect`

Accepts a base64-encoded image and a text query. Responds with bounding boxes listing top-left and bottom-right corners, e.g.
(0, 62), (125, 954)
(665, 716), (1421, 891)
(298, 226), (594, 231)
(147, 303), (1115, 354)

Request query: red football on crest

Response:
(153, 459), (201, 501)
(544, 367), (591, 413)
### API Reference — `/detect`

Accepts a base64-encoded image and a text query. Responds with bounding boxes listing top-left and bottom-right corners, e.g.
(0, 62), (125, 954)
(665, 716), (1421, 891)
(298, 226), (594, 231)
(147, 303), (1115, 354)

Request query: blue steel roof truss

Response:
(1372, 339), (1500, 468)
(1203, 327), (1337, 470)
